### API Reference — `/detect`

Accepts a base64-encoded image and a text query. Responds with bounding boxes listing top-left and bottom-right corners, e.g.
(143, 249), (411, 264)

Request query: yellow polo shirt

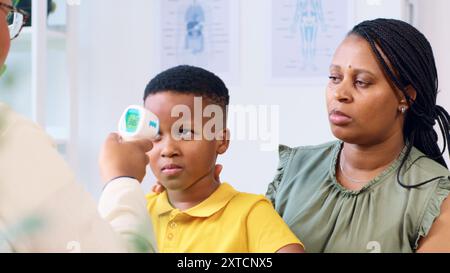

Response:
(146, 183), (302, 253)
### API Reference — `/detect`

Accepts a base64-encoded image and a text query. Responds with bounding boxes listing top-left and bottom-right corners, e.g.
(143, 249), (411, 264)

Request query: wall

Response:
(75, 0), (437, 198)
(417, 0), (450, 167)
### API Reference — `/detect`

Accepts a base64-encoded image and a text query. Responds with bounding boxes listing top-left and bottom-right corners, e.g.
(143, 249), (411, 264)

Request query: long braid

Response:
(350, 19), (450, 188)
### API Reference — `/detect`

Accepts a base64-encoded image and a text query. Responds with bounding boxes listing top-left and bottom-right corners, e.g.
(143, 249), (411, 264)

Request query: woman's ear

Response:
(216, 129), (230, 155)
(403, 85), (417, 104)
(397, 86), (417, 115)
(397, 85), (417, 108)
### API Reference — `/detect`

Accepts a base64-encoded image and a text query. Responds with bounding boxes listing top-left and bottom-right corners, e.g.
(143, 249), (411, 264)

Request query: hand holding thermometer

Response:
(118, 105), (160, 141)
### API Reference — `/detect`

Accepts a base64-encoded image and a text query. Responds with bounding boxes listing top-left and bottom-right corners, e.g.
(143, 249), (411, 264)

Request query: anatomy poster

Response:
(160, 0), (239, 83)
(271, 0), (351, 83)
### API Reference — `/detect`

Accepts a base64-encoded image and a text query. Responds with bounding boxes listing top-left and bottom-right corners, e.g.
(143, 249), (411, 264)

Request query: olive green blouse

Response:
(266, 141), (450, 253)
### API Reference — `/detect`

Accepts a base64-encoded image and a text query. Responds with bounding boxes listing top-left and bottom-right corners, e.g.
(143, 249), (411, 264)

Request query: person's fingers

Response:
(143, 154), (150, 165)
(132, 138), (154, 152)
(214, 164), (223, 182)
(105, 132), (121, 145)
(152, 184), (160, 193)
(156, 184), (165, 194)
(152, 182), (166, 194)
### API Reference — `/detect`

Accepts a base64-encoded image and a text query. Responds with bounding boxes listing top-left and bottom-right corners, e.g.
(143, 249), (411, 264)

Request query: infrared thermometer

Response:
(118, 105), (160, 141)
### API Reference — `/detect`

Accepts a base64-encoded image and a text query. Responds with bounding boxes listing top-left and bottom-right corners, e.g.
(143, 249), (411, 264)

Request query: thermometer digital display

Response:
(118, 105), (160, 141)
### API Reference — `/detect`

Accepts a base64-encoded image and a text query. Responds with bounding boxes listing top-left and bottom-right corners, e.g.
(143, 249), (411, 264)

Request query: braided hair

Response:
(350, 18), (450, 188)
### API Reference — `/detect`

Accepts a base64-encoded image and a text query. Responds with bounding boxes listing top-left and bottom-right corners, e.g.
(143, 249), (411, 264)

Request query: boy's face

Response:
(144, 91), (229, 191)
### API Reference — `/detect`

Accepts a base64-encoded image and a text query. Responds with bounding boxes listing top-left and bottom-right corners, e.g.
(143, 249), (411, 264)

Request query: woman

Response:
(0, 0), (155, 252)
(267, 18), (450, 253)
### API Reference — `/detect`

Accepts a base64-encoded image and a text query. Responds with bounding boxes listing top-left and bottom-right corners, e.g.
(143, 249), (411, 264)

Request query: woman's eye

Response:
(355, 80), (369, 88)
(329, 76), (341, 84)
(330, 77), (339, 84)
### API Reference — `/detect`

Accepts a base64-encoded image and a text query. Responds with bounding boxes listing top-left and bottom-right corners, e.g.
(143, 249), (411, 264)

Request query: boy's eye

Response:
(179, 128), (195, 140)
(152, 133), (162, 142)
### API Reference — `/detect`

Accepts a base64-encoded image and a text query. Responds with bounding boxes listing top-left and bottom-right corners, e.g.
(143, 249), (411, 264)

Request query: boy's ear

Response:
(216, 129), (230, 155)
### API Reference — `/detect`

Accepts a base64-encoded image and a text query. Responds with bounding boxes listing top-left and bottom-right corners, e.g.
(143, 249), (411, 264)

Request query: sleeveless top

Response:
(266, 141), (450, 253)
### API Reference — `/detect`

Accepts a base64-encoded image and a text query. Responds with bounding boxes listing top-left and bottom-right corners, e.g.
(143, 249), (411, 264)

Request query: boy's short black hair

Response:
(143, 65), (230, 108)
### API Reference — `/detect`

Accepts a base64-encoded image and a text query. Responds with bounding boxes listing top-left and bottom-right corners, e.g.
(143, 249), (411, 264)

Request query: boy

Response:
(144, 65), (304, 253)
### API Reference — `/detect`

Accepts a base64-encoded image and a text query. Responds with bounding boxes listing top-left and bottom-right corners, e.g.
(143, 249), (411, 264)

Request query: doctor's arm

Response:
(98, 133), (157, 253)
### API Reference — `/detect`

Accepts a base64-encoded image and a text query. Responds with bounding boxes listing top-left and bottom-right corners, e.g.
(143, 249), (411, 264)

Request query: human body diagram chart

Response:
(160, 0), (239, 82)
(272, 0), (349, 81)
(185, 0), (206, 55)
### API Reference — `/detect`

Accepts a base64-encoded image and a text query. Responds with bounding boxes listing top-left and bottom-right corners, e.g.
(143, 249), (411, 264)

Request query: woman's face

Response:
(326, 34), (405, 146)
(0, 0), (11, 67)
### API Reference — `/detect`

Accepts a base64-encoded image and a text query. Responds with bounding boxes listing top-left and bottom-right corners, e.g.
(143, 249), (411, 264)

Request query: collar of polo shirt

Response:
(154, 183), (239, 217)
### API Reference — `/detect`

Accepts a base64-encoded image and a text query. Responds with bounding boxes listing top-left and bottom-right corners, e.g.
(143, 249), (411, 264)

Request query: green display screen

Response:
(125, 109), (140, 133)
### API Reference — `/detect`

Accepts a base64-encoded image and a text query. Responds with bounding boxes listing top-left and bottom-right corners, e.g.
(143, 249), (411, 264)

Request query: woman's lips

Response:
(161, 164), (184, 176)
(329, 110), (353, 126)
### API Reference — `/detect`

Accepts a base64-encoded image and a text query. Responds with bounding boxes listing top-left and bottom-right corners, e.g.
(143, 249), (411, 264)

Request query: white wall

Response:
(75, 0), (444, 199)
(76, 0), (160, 196)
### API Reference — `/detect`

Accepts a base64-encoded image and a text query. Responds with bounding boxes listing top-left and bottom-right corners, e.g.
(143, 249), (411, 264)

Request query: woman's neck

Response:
(167, 174), (220, 211)
(342, 133), (405, 171)
(338, 132), (405, 189)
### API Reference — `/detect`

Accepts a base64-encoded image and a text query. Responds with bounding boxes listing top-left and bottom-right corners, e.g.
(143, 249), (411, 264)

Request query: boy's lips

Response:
(161, 164), (184, 176)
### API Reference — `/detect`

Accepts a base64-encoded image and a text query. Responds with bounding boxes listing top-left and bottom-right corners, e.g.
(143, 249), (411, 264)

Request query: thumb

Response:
(105, 133), (122, 145)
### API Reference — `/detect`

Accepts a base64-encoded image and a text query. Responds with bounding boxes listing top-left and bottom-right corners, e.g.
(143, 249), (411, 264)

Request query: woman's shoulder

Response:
(280, 140), (340, 154)
(408, 146), (450, 179)
(267, 141), (340, 202)
(404, 147), (450, 250)
(278, 140), (341, 168)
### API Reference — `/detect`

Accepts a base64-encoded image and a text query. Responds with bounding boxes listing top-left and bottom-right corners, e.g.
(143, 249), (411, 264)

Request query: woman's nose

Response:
(333, 81), (353, 103)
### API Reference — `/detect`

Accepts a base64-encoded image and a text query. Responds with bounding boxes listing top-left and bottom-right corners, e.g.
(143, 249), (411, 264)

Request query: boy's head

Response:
(144, 65), (229, 109)
(143, 65), (230, 192)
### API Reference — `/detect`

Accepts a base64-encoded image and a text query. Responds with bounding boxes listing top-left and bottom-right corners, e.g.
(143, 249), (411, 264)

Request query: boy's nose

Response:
(160, 138), (181, 158)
